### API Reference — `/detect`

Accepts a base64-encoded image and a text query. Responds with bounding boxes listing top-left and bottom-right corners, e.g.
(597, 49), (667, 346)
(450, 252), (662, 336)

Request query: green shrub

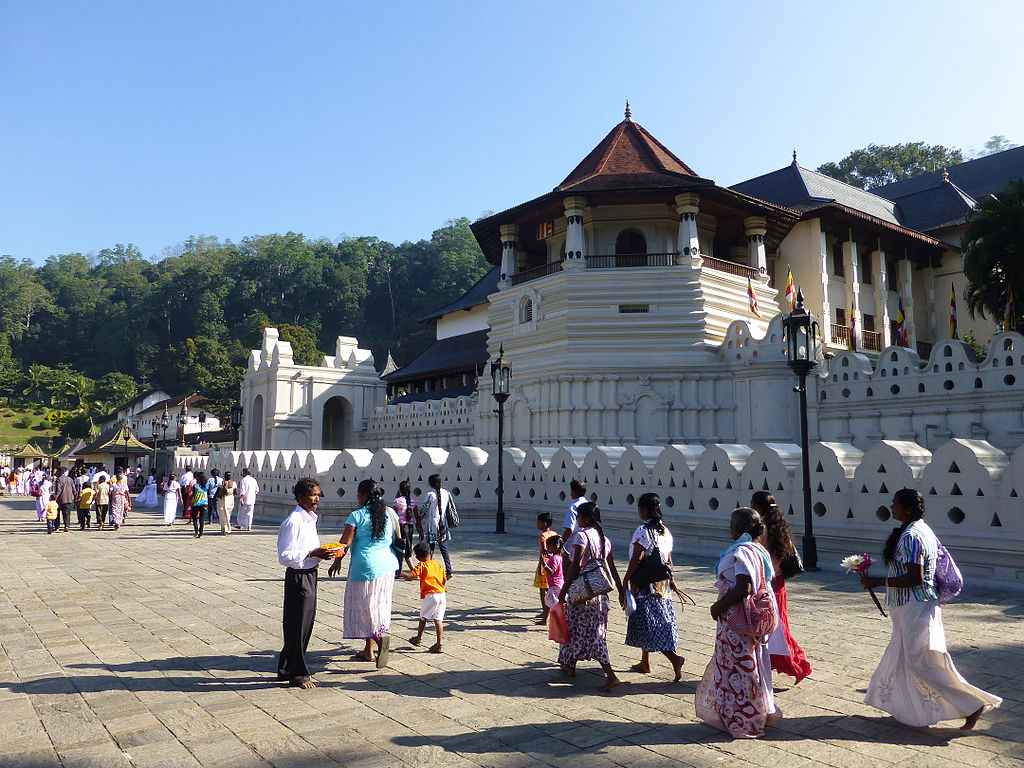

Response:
(12, 418), (30, 429)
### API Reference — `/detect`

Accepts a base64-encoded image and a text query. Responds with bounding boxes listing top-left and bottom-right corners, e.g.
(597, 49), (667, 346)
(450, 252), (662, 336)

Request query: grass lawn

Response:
(0, 406), (61, 449)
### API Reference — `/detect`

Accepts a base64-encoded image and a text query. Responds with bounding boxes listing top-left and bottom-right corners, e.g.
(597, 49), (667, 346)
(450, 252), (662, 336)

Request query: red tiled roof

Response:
(555, 119), (700, 192)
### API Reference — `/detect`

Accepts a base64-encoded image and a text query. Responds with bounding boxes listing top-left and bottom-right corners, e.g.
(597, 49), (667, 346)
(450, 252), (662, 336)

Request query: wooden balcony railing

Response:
(509, 261), (563, 286)
(862, 330), (881, 352)
(831, 323), (850, 347)
(829, 324), (882, 353)
(700, 256), (759, 280)
(585, 253), (676, 269)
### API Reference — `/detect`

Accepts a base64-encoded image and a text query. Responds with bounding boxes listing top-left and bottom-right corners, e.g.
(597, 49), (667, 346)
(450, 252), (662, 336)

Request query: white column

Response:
(675, 193), (701, 266)
(874, 240), (890, 347)
(842, 231), (861, 349)
(744, 216), (768, 278)
(563, 196), (587, 270)
(819, 228), (831, 344)
(898, 254), (917, 350)
(499, 224), (518, 284)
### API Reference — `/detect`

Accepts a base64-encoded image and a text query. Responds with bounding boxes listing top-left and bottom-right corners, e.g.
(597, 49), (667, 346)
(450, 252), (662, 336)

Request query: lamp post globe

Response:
(490, 345), (512, 535)
(782, 291), (821, 570)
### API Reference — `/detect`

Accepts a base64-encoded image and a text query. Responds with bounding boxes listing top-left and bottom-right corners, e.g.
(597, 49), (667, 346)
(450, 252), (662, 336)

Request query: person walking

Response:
(860, 489), (1001, 729)
(750, 491), (812, 684)
(695, 507), (780, 738)
(620, 492), (685, 682)
(561, 479), (588, 542)
(392, 480), (417, 574)
(108, 474), (131, 531)
(54, 468), (76, 533)
(190, 472), (209, 538)
(277, 477), (338, 689)
(557, 502), (623, 692)
(217, 471), (237, 534)
(418, 474), (454, 579)
(205, 469), (222, 525)
(237, 467), (259, 530)
(160, 475), (181, 526)
(95, 475), (111, 530)
(329, 479), (397, 668)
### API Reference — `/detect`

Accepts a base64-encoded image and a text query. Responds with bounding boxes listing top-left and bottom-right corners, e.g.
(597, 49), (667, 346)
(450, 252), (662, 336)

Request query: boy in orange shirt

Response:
(402, 542), (447, 652)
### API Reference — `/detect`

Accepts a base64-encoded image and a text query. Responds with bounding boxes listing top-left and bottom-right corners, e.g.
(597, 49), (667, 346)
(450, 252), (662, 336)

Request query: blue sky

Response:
(1, 1), (1020, 263)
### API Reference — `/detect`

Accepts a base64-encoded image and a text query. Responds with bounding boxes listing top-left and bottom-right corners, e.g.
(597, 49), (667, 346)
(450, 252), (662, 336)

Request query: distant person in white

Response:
(237, 467), (260, 530)
(277, 477), (337, 689)
(161, 475), (182, 525)
(561, 479), (589, 542)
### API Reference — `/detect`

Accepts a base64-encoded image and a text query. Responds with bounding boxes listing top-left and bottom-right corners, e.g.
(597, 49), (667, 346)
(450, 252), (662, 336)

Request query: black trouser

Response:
(59, 503), (74, 529)
(96, 504), (108, 526)
(77, 507), (91, 529)
(192, 506), (206, 536)
(398, 523), (415, 567)
(279, 567), (317, 684)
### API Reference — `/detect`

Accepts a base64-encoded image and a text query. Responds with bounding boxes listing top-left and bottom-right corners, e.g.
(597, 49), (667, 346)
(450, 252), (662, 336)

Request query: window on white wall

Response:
(520, 298), (533, 324)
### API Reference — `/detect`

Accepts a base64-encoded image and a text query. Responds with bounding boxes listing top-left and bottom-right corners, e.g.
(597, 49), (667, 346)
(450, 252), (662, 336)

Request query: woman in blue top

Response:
(860, 489), (1001, 729)
(329, 479), (397, 668)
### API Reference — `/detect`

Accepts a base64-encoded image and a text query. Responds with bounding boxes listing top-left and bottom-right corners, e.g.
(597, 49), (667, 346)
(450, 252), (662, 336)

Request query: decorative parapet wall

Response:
(181, 437), (1024, 588)
(363, 395), (476, 450)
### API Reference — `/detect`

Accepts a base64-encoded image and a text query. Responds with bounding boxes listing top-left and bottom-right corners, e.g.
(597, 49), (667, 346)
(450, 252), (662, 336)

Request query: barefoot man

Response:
(277, 477), (337, 689)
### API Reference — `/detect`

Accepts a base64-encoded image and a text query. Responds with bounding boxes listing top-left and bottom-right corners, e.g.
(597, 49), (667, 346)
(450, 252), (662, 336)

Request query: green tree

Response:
(275, 324), (324, 366)
(168, 337), (244, 411)
(0, 335), (21, 401)
(976, 135), (1018, 158)
(817, 142), (964, 189)
(962, 178), (1024, 330)
(95, 372), (139, 410)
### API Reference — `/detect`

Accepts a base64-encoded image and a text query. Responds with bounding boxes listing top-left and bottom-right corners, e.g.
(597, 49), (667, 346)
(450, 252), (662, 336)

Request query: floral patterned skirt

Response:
(625, 591), (677, 652)
(557, 594), (610, 670)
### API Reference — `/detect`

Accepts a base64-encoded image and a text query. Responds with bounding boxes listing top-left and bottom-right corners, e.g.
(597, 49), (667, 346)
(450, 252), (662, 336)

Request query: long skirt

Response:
(769, 579), (812, 682)
(162, 496), (178, 524)
(219, 497), (235, 533)
(137, 483), (158, 507)
(865, 599), (1001, 726)
(557, 594), (610, 671)
(343, 574), (394, 640)
(625, 591), (677, 653)
(696, 619), (779, 738)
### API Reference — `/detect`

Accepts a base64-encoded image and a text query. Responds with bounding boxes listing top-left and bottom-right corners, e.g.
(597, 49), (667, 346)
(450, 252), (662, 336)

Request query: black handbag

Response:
(631, 544), (672, 590)
(780, 548), (804, 580)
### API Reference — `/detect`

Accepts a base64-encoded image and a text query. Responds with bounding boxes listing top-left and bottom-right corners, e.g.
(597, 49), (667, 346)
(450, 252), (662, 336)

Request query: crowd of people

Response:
(2, 461), (1000, 736)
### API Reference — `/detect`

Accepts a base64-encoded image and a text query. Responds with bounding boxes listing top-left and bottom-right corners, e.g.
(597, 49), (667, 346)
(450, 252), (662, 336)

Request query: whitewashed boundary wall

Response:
(364, 396), (476, 450)
(180, 438), (1024, 589)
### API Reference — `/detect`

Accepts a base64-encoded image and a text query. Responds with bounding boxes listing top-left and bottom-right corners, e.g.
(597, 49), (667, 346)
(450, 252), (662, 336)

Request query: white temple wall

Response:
(182, 437), (1024, 589)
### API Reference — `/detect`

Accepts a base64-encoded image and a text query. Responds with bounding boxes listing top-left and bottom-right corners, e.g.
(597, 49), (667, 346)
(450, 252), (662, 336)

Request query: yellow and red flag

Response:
(849, 307), (857, 351)
(747, 277), (761, 318)
(784, 266), (797, 311)
(896, 295), (908, 347)
(950, 282), (958, 339)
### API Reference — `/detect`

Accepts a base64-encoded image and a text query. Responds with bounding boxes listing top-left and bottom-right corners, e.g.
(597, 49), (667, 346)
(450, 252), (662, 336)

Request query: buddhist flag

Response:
(537, 221), (554, 240)
(849, 307), (857, 351)
(896, 295), (908, 347)
(950, 282), (958, 339)
(1005, 286), (1015, 332)
(785, 266), (797, 311)
(747, 277), (761, 318)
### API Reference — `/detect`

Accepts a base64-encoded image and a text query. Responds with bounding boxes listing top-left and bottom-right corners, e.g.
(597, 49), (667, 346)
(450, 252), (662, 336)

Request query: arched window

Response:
(519, 298), (533, 324)
(615, 229), (647, 255)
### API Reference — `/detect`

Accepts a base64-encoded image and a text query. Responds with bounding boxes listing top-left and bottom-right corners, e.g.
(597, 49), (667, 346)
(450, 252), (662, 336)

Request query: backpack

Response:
(440, 490), (459, 528)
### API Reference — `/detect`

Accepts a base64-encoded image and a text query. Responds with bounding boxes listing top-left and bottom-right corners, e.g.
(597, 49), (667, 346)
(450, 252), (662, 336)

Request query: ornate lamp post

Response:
(159, 404), (170, 476)
(178, 400), (189, 447)
(782, 291), (821, 570)
(490, 345), (512, 535)
(229, 403), (243, 451)
(150, 420), (159, 476)
(198, 411), (207, 443)
(123, 419), (135, 476)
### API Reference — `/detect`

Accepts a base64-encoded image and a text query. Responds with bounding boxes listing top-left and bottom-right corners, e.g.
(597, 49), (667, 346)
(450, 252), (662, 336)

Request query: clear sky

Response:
(1, 1), (1020, 264)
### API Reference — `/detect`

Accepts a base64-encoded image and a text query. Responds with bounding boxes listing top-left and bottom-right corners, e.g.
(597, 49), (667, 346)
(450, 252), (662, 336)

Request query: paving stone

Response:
(0, 497), (1019, 767)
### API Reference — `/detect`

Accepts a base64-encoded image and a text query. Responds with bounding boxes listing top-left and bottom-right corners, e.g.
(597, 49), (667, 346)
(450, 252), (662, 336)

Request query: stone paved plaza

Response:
(0, 497), (1021, 768)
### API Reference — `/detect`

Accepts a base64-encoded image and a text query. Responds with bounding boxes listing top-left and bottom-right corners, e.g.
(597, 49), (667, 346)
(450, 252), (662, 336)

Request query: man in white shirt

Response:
(178, 465), (194, 489)
(561, 479), (589, 542)
(237, 467), (260, 530)
(277, 477), (337, 689)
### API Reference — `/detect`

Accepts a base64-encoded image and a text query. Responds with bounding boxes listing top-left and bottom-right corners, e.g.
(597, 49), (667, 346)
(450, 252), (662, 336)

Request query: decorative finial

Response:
(793, 148), (798, 164)
(942, 168), (950, 183)
(624, 99), (631, 121)
(796, 287), (805, 308)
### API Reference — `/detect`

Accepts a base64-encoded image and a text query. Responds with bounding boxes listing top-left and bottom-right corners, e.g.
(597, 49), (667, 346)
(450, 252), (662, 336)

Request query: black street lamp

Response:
(230, 403), (243, 451)
(178, 400), (189, 447)
(150, 420), (159, 476)
(782, 290), (821, 571)
(198, 411), (207, 443)
(490, 345), (512, 535)
(159, 404), (170, 476)
(122, 419), (135, 477)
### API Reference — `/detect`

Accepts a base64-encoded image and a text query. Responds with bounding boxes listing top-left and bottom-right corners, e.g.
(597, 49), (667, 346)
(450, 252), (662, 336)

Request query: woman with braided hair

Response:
(750, 491), (811, 684)
(860, 488), (1000, 729)
(329, 479), (397, 668)
(556, 502), (623, 692)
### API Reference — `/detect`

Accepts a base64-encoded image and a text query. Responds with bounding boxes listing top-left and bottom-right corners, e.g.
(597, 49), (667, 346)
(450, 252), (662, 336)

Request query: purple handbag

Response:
(934, 542), (963, 602)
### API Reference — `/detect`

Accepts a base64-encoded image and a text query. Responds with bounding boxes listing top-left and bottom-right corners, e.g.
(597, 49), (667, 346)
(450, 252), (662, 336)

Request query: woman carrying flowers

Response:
(695, 507), (781, 738)
(859, 488), (1001, 729)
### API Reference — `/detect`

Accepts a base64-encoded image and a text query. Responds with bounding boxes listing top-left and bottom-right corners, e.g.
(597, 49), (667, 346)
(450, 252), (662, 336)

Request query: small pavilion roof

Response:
(79, 422), (152, 457)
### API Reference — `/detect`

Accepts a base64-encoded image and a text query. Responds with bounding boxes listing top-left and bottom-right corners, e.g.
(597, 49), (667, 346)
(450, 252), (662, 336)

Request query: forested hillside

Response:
(0, 217), (489, 432)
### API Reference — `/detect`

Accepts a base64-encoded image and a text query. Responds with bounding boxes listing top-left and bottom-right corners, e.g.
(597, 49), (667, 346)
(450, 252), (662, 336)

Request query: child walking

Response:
(45, 493), (59, 534)
(533, 512), (556, 624)
(543, 536), (568, 645)
(403, 542), (447, 653)
(77, 481), (95, 530)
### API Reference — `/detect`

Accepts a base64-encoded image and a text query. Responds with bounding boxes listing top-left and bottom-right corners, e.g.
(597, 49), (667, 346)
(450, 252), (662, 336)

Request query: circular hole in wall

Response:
(709, 498), (719, 510)
(414, 488), (422, 497)
(336, 487), (345, 497)
(625, 493), (635, 506)
(842, 388), (851, 398)
(875, 505), (890, 521)
(948, 507), (965, 524)
(452, 487), (461, 497)
(943, 380), (954, 390)
(813, 502), (826, 517)
(665, 496), (675, 508)
(890, 384), (900, 395)
(1005, 374), (1016, 386)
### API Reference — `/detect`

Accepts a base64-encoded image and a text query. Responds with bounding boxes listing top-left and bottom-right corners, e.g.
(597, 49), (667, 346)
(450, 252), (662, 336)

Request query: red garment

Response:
(770, 578), (812, 683)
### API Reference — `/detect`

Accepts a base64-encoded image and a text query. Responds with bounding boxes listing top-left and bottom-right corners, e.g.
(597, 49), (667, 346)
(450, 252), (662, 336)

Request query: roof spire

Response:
(624, 99), (632, 121)
(942, 168), (950, 183)
(792, 148), (798, 164)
